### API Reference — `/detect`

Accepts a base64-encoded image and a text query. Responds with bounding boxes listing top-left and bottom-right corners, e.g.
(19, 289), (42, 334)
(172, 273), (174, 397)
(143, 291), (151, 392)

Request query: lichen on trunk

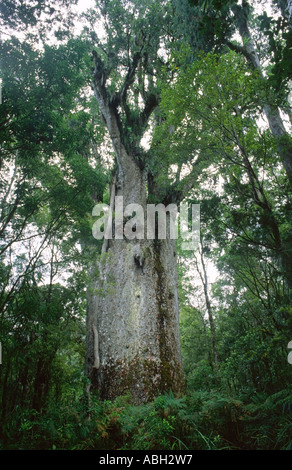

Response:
(85, 18), (186, 402)
(86, 204), (185, 403)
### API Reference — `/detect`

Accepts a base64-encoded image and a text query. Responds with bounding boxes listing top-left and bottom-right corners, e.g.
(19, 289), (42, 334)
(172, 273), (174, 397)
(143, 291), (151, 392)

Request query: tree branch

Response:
(139, 92), (159, 129)
(225, 40), (253, 64)
(120, 51), (141, 114)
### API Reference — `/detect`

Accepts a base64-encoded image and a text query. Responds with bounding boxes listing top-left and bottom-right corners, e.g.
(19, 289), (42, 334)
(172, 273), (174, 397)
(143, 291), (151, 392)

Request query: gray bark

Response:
(86, 232), (185, 403)
(279, 0), (292, 26)
(194, 244), (219, 370)
(230, 2), (292, 188)
(85, 66), (185, 403)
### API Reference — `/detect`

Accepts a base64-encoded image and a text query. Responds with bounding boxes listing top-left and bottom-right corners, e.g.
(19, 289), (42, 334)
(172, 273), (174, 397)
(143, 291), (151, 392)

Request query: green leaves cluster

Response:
(155, 42), (292, 407)
(0, 30), (107, 424)
(1, 0), (292, 451)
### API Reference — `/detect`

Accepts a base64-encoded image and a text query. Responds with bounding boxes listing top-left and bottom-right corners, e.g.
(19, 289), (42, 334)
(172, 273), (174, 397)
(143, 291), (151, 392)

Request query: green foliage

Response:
(1, 0), (292, 453)
(0, 282), (86, 417)
(0, 34), (108, 317)
(172, 0), (235, 54)
(2, 388), (292, 450)
(0, 0), (78, 35)
(0, 390), (225, 450)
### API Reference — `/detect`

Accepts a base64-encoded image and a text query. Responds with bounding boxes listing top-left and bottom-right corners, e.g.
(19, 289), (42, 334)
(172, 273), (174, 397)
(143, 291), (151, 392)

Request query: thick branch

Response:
(139, 93), (159, 129)
(163, 153), (206, 205)
(225, 40), (254, 65)
(120, 51), (142, 116)
(92, 53), (124, 154)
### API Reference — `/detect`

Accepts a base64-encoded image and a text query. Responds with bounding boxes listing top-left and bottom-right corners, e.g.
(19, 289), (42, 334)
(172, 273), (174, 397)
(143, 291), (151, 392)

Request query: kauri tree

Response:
(84, 0), (196, 403)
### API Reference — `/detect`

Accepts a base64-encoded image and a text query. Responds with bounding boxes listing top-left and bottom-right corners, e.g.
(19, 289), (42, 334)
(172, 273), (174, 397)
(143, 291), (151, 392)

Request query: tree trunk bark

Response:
(231, 2), (292, 189)
(279, 0), (292, 27)
(195, 244), (219, 370)
(86, 178), (185, 402)
(86, 234), (185, 403)
(85, 87), (185, 403)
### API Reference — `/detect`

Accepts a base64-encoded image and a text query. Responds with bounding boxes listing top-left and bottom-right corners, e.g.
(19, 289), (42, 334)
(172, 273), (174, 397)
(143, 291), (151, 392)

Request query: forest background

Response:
(0, 0), (292, 450)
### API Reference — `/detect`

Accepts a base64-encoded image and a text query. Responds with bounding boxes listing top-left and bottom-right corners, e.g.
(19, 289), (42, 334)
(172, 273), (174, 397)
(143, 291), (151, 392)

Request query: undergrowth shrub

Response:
(1, 389), (292, 450)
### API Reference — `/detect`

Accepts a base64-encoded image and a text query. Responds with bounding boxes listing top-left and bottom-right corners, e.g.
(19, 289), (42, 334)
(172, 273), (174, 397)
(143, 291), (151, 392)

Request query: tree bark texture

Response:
(86, 231), (185, 403)
(231, 1), (292, 189)
(85, 69), (185, 403)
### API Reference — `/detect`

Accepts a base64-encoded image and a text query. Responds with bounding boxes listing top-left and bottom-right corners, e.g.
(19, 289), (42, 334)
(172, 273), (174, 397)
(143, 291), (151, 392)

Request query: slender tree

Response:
(174, 0), (292, 187)
(229, 0), (292, 188)
(194, 240), (219, 370)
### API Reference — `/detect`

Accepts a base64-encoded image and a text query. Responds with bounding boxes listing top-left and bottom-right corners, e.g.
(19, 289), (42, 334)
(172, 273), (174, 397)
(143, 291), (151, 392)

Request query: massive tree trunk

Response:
(86, 226), (185, 403)
(85, 58), (185, 403)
